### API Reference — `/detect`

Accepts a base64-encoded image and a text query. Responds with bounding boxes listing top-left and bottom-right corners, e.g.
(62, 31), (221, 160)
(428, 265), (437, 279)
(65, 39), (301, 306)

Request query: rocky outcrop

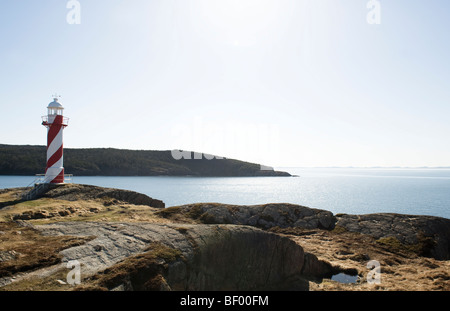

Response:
(2, 184), (449, 291)
(336, 213), (450, 260)
(157, 203), (450, 260)
(42, 184), (165, 208)
(157, 203), (336, 230)
(35, 222), (331, 290)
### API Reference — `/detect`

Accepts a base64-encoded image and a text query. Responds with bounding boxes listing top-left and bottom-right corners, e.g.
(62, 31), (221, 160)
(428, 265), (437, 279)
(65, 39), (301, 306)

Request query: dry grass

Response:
(0, 188), (173, 225)
(284, 228), (450, 291)
(0, 265), (76, 291)
(0, 188), (181, 291)
(2, 188), (449, 291)
(0, 222), (94, 279)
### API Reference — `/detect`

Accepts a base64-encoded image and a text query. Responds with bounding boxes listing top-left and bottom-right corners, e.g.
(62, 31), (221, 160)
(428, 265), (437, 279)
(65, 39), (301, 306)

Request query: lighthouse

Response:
(42, 96), (69, 183)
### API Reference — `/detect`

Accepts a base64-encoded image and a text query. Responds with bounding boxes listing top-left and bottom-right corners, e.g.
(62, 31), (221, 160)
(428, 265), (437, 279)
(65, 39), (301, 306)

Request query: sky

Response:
(1, 0), (450, 168)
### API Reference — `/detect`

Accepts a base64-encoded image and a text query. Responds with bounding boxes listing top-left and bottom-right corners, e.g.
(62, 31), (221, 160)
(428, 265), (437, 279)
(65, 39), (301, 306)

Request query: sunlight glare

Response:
(197, 0), (284, 46)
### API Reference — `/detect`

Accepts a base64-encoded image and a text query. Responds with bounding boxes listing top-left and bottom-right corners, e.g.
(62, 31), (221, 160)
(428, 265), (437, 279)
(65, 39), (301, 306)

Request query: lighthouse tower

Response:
(42, 96), (69, 183)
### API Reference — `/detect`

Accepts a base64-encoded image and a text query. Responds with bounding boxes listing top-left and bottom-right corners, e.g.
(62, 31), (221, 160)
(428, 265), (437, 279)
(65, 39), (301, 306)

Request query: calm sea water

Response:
(1, 168), (449, 219)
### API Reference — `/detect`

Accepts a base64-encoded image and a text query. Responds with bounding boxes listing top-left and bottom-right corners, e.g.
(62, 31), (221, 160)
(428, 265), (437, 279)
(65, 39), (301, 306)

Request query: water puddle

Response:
(331, 273), (358, 284)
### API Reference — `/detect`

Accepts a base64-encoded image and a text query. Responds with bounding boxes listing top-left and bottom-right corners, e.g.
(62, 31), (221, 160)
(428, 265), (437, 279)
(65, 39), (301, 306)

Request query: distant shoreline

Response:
(0, 144), (291, 177)
(277, 166), (450, 169)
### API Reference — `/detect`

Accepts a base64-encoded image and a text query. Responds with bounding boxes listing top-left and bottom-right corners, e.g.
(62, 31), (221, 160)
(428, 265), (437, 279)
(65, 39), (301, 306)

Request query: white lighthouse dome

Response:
(48, 97), (64, 109)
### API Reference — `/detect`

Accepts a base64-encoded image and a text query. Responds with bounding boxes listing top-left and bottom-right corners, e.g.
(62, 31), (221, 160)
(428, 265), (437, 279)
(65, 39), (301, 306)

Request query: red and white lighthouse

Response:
(42, 96), (69, 183)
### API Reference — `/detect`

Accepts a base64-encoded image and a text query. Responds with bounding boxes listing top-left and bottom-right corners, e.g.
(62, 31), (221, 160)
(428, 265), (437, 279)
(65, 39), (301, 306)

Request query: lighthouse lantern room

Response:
(42, 96), (69, 184)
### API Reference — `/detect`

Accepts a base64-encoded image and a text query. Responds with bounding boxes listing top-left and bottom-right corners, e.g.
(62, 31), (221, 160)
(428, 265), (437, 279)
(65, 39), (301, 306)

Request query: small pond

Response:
(331, 273), (358, 284)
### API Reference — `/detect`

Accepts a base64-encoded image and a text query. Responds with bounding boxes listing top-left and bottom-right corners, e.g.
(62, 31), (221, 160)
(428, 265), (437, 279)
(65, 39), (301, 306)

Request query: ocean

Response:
(1, 168), (449, 219)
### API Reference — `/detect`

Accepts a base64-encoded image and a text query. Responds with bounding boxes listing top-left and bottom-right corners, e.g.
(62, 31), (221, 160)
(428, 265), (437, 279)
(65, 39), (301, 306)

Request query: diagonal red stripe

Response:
(51, 169), (65, 183)
(47, 116), (63, 148)
(46, 145), (63, 169)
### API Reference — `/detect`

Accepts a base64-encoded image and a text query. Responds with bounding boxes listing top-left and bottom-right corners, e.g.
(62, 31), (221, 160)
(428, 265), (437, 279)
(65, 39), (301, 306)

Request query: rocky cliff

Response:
(156, 203), (336, 230)
(33, 222), (331, 291)
(158, 203), (450, 261)
(0, 184), (449, 291)
(335, 213), (450, 260)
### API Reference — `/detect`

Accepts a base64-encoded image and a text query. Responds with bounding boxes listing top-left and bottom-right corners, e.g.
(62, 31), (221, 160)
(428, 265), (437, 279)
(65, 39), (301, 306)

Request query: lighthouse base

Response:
(45, 167), (65, 184)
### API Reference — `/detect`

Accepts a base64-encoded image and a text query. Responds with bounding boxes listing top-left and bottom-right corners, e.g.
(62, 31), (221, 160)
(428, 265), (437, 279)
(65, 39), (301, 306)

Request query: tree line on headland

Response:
(0, 144), (290, 177)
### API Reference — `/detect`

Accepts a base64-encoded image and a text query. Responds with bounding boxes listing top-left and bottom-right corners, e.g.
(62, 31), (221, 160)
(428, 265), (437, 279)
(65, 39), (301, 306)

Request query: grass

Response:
(375, 235), (435, 257)
(14, 198), (54, 208)
(0, 190), (25, 210)
(0, 188), (170, 224)
(0, 266), (75, 291)
(0, 189), (22, 202)
(199, 212), (219, 224)
(331, 225), (348, 234)
(186, 205), (205, 219)
(0, 222), (94, 280)
(155, 206), (182, 218)
(0, 197), (78, 222)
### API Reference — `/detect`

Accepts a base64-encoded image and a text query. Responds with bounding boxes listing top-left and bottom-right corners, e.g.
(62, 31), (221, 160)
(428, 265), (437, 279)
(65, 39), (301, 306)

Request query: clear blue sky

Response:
(1, 0), (449, 167)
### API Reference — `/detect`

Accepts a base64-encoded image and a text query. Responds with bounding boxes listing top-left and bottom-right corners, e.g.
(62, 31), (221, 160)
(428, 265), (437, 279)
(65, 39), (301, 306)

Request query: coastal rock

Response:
(157, 203), (450, 260)
(34, 222), (330, 290)
(2, 184), (449, 291)
(157, 203), (337, 230)
(301, 252), (334, 278)
(336, 213), (450, 260)
(42, 184), (165, 208)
